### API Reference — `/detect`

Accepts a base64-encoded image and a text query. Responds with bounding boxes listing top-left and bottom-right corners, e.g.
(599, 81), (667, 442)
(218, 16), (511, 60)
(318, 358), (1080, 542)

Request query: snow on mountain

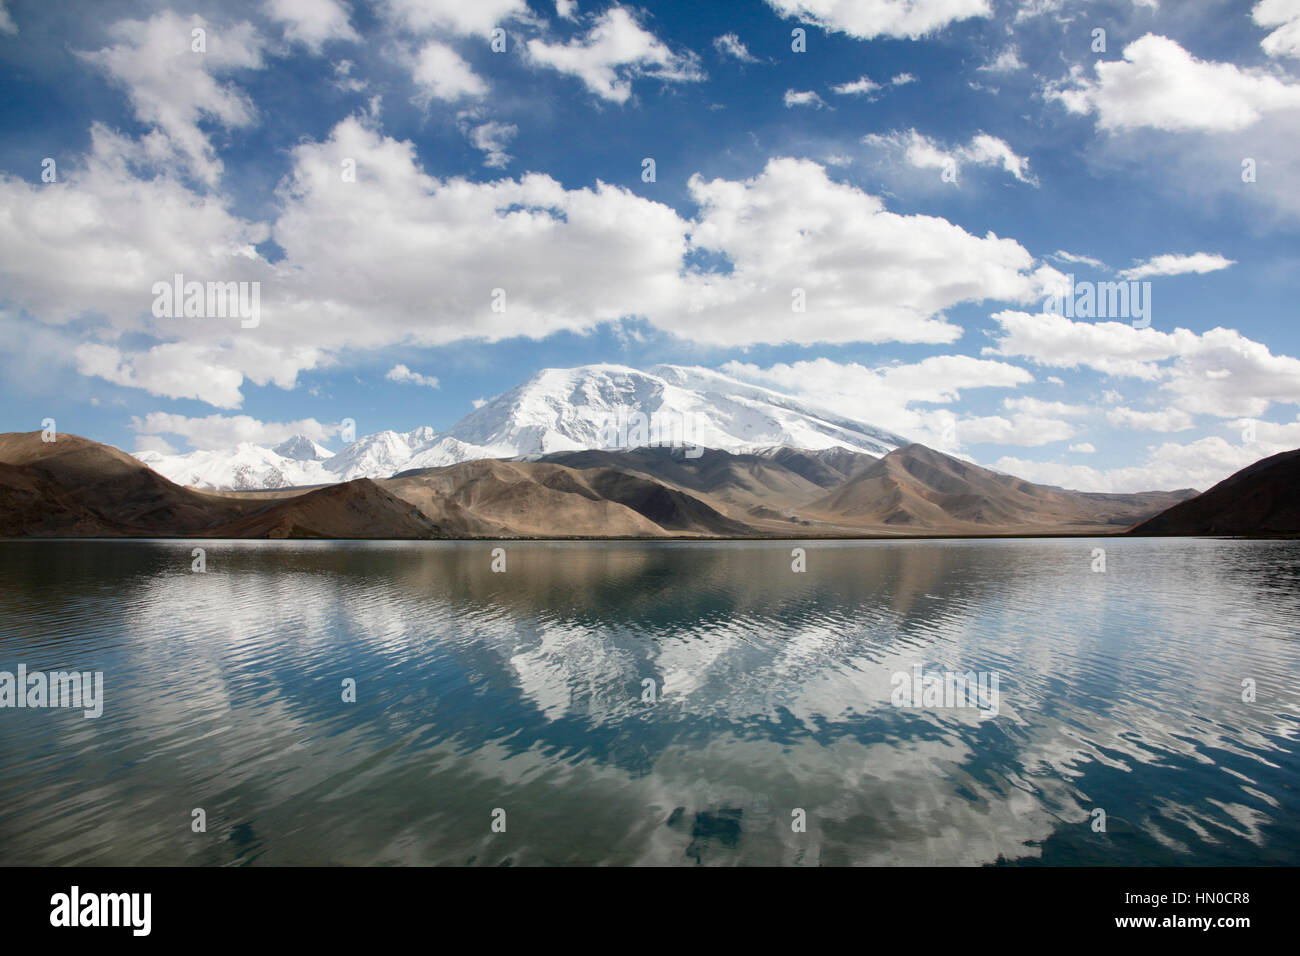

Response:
(271, 435), (334, 461)
(133, 365), (910, 490)
(135, 442), (333, 491)
(321, 427), (438, 481)
(136, 428), (437, 490)
(402, 363), (909, 470)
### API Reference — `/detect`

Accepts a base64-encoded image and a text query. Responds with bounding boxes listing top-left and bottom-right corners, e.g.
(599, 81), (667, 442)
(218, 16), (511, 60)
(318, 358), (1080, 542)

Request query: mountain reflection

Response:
(0, 538), (1297, 865)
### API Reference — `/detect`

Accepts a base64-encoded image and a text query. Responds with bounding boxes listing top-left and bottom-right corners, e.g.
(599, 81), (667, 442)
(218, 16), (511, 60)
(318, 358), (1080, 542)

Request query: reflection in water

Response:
(0, 538), (1297, 865)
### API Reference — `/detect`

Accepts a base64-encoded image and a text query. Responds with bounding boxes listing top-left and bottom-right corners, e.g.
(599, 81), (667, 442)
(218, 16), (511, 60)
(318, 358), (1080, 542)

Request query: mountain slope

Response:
(0, 432), (256, 534)
(1128, 448), (1300, 535)
(806, 444), (1197, 533)
(206, 478), (443, 539)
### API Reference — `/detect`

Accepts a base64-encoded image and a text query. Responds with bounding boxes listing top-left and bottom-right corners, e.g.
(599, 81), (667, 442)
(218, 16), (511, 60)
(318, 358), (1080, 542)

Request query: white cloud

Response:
(526, 7), (703, 103)
(382, 0), (528, 36)
(1049, 34), (1300, 132)
(0, 1), (15, 35)
(1118, 252), (1236, 280)
(1002, 396), (1090, 417)
(765, 0), (991, 40)
(721, 355), (1034, 440)
(679, 158), (1054, 346)
(132, 411), (338, 448)
(411, 41), (487, 102)
(865, 128), (1037, 184)
(2, 118), (1065, 405)
(1052, 249), (1107, 270)
(1105, 406), (1195, 431)
(264, 0), (358, 51)
(556, 0), (579, 20)
(831, 75), (882, 96)
(891, 72), (916, 85)
(79, 12), (266, 186)
(784, 88), (827, 108)
(987, 312), (1300, 418)
(386, 363), (440, 388)
(1254, 0), (1300, 58)
(468, 121), (518, 168)
(958, 413), (1076, 446)
(996, 434), (1291, 493)
(979, 47), (1024, 73)
(714, 32), (757, 62)
(1068, 442), (1095, 453)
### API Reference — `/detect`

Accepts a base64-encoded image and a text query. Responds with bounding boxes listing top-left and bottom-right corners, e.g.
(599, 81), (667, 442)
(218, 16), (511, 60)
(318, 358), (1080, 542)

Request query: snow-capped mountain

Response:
(135, 442), (332, 491)
(134, 365), (910, 489)
(271, 435), (333, 461)
(402, 364), (908, 470)
(137, 427), (438, 490)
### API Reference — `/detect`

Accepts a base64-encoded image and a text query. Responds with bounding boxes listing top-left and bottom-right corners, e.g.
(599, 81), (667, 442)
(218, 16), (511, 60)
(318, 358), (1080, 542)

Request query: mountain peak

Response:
(272, 435), (334, 461)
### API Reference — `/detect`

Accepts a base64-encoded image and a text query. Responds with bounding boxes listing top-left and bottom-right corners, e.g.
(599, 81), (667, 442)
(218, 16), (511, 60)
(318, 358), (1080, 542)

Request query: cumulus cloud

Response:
(864, 129), (1037, 184)
(1068, 442), (1095, 453)
(721, 355), (1035, 442)
(957, 413), (1076, 446)
(1118, 252), (1235, 280)
(1254, 0), (1300, 58)
(264, 0), (358, 51)
(0, 1), (14, 35)
(784, 88), (827, 108)
(714, 32), (757, 62)
(382, 0), (528, 36)
(996, 434), (1292, 493)
(131, 411), (338, 449)
(1, 114), (1067, 406)
(987, 311), (1300, 418)
(765, 0), (991, 40)
(467, 121), (518, 168)
(678, 157), (1054, 345)
(831, 75), (882, 96)
(1049, 34), (1300, 132)
(1105, 406), (1195, 431)
(411, 41), (487, 102)
(79, 12), (266, 185)
(978, 47), (1024, 73)
(386, 364), (440, 387)
(526, 7), (703, 103)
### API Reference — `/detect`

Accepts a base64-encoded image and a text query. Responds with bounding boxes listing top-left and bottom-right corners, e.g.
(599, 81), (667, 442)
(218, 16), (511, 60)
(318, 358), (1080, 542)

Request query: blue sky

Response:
(2, 0), (1299, 491)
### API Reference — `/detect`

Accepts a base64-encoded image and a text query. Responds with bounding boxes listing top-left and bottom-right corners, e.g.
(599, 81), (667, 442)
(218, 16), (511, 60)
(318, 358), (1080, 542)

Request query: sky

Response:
(1, 0), (1299, 492)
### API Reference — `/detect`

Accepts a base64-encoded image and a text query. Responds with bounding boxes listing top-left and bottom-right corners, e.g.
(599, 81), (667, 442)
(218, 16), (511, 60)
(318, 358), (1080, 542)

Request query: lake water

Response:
(0, 537), (1297, 866)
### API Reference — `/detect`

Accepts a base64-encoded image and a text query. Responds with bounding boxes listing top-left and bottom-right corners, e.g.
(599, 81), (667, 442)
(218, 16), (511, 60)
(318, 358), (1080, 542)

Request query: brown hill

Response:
(0, 431), (253, 535)
(805, 444), (1196, 534)
(1128, 448), (1300, 535)
(206, 478), (443, 538)
(0, 433), (441, 539)
(386, 457), (748, 537)
(0, 432), (1207, 539)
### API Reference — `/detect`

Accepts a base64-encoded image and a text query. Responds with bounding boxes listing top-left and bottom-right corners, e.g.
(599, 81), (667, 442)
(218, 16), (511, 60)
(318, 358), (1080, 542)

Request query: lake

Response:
(0, 537), (1297, 866)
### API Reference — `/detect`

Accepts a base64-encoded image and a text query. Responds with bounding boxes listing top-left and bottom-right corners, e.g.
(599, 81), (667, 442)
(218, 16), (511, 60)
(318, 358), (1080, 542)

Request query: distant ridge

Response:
(0, 431), (1206, 540)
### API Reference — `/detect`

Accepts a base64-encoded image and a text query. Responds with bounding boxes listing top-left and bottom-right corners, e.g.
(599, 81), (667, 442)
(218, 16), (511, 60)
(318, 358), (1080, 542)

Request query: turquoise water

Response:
(0, 537), (1297, 865)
